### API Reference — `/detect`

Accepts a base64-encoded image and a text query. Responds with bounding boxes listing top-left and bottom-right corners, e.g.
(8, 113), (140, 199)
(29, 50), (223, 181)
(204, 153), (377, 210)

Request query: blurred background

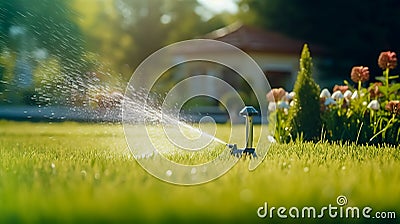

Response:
(1, 0), (399, 117)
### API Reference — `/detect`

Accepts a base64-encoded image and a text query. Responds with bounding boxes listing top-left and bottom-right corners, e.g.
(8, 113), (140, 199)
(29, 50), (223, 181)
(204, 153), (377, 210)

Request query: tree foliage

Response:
(0, 0), (233, 105)
(0, 0), (86, 104)
(74, 0), (228, 80)
(239, 0), (400, 79)
(0, 0), (84, 68)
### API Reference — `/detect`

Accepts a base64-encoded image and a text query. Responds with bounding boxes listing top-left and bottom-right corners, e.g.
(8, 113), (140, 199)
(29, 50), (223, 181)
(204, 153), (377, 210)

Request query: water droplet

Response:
(303, 167), (309, 173)
(166, 170), (172, 176)
(191, 168), (197, 174)
(51, 163), (56, 169)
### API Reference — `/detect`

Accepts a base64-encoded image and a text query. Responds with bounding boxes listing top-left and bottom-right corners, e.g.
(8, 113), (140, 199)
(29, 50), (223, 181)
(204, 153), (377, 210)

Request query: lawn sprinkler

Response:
(227, 106), (258, 158)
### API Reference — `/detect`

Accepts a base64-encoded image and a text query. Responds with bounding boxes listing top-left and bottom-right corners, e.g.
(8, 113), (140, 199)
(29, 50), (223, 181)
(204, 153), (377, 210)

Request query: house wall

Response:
(172, 51), (300, 92)
(172, 52), (266, 101)
(169, 50), (313, 110)
(249, 52), (299, 90)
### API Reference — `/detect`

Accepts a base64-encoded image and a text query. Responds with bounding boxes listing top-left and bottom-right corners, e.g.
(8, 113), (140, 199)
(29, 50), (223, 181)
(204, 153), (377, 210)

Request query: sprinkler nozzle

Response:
(227, 106), (259, 158)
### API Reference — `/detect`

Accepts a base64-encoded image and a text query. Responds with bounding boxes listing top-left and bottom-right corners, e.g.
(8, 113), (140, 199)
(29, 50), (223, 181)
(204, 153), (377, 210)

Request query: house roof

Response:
(204, 22), (324, 55)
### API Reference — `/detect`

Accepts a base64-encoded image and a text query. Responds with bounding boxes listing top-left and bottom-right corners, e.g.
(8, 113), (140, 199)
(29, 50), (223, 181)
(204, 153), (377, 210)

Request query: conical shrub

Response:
(285, 44), (321, 141)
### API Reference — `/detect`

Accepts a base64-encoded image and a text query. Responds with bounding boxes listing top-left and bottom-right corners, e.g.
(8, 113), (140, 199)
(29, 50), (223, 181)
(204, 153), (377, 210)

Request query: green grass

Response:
(0, 121), (399, 223)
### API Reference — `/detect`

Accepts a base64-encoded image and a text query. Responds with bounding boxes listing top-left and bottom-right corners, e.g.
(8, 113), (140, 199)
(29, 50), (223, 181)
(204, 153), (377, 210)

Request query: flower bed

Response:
(268, 47), (400, 145)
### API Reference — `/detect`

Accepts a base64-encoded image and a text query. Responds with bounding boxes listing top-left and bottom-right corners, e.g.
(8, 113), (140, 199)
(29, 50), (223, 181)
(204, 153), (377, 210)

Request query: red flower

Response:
(385, 100), (400, 115)
(368, 82), (383, 99)
(333, 85), (349, 94)
(378, 51), (397, 70)
(351, 66), (370, 83)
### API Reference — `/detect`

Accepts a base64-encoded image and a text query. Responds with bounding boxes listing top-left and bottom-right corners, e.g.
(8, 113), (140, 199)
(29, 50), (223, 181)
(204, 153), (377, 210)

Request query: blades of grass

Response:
(356, 122), (363, 145)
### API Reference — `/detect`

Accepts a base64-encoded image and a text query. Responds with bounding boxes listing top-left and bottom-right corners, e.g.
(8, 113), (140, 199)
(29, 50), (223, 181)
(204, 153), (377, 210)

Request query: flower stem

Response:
(369, 114), (395, 142)
(385, 67), (390, 98)
(385, 67), (390, 86)
(358, 81), (361, 93)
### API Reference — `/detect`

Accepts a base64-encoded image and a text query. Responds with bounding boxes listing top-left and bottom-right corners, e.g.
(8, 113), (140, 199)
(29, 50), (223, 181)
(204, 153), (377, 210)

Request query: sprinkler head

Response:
(240, 106), (258, 157)
(228, 106), (258, 158)
(239, 106), (258, 117)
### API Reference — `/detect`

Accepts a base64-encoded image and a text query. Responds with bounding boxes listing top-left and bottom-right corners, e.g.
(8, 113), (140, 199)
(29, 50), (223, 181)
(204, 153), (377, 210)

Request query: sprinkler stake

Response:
(228, 106), (258, 158)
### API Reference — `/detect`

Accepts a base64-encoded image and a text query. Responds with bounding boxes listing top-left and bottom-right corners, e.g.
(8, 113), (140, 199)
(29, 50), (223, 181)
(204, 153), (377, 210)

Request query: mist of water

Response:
(122, 85), (228, 152)
(0, 6), (228, 154)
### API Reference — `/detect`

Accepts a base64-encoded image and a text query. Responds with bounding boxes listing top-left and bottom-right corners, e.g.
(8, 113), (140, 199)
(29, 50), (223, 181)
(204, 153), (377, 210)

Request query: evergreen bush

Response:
(285, 44), (321, 141)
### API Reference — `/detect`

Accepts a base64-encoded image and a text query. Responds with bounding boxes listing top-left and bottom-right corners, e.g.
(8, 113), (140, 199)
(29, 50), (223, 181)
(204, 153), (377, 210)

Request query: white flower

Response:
(320, 88), (331, 98)
(332, 91), (344, 100)
(278, 101), (290, 109)
(343, 90), (352, 99)
(286, 92), (296, 101)
(268, 102), (276, 112)
(267, 135), (277, 143)
(324, 97), (337, 106)
(351, 91), (359, 100)
(367, 100), (380, 110)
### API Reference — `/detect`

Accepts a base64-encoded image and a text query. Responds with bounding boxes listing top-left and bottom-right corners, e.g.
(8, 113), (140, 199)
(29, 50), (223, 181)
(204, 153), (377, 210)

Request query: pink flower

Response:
(385, 100), (400, 115)
(351, 66), (369, 83)
(378, 51), (397, 70)
(333, 85), (349, 94)
(368, 82), (383, 99)
(266, 88), (286, 102)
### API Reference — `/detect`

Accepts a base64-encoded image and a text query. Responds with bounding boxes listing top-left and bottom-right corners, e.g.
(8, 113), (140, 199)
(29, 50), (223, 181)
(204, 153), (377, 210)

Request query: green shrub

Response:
(285, 44), (321, 141)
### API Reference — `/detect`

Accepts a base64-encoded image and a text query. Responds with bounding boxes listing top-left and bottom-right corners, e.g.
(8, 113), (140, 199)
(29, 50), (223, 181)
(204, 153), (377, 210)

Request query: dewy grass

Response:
(0, 121), (399, 223)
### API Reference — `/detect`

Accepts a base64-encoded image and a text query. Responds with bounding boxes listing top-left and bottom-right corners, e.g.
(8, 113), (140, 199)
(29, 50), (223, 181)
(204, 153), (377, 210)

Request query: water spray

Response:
(123, 39), (272, 184)
(228, 106), (258, 158)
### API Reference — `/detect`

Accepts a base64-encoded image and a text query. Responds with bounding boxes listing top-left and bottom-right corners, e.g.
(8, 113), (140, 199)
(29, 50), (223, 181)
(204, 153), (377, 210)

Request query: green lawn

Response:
(0, 121), (399, 223)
